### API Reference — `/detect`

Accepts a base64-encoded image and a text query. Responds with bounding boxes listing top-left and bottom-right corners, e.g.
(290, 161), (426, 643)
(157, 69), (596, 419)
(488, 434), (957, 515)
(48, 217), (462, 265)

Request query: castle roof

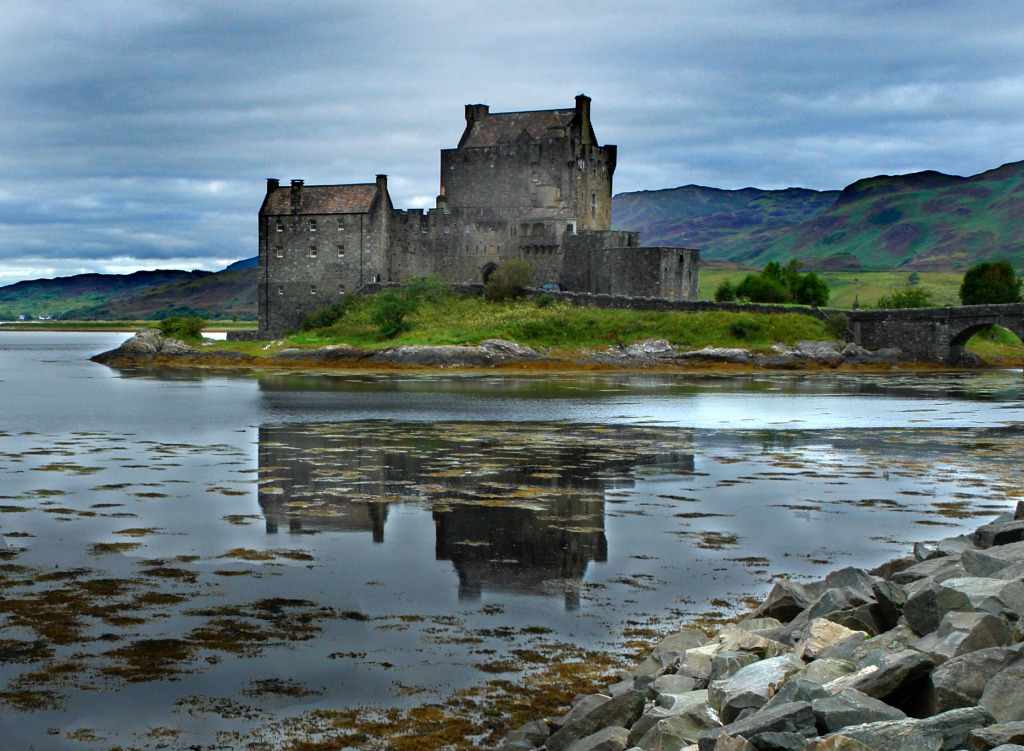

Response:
(262, 183), (378, 215)
(460, 109), (576, 149)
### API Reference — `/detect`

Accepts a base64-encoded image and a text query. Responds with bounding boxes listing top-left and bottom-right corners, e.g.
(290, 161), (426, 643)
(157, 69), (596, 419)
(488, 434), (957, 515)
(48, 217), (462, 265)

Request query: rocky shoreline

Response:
(497, 510), (1024, 751)
(91, 329), (917, 371)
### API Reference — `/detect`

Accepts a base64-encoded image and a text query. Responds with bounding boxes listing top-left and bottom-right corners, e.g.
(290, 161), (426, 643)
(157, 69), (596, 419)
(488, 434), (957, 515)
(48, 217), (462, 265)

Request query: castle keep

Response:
(257, 95), (699, 335)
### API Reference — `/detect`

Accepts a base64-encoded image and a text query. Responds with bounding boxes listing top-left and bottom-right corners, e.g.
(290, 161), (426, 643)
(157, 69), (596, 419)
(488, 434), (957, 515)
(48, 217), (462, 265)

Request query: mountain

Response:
(0, 261), (257, 320)
(612, 160), (1024, 271)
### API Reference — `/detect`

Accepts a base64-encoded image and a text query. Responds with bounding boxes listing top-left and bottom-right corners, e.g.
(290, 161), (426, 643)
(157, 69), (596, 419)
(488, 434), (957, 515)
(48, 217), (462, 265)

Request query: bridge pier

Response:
(849, 303), (1024, 363)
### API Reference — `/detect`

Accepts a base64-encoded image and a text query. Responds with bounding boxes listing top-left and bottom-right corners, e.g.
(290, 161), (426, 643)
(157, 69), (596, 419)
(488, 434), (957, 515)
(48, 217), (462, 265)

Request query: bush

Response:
(729, 316), (764, 340)
(875, 286), (934, 309)
(714, 281), (737, 302)
(485, 260), (533, 301)
(403, 274), (454, 304)
(959, 260), (1022, 305)
(733, 260), (830, 306)
(369, 289), (416, 339)
(302, 299), (351, 331)
(159, 316), (204, 340)
(824, 312), (850, 340)
(735, 273), (790, 304)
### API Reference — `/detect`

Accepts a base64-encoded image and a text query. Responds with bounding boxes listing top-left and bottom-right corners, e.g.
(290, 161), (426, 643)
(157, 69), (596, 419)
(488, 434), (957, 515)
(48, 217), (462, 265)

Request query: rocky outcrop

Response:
(93, 331), (907, 372)
(498, 503), (1024, 751)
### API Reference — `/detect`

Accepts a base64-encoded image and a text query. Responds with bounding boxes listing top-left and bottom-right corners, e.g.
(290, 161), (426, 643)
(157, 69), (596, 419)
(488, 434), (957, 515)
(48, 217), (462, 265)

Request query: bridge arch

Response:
(948, 319), (1024, 361)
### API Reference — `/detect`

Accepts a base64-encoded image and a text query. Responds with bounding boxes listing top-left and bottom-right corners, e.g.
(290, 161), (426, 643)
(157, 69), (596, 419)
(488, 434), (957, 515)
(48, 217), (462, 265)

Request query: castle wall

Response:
(562, 232), (699, 301)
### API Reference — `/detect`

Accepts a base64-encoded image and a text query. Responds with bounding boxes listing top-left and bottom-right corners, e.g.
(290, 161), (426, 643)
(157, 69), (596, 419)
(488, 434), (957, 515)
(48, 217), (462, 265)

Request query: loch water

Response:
(1, 331), (1023, 749)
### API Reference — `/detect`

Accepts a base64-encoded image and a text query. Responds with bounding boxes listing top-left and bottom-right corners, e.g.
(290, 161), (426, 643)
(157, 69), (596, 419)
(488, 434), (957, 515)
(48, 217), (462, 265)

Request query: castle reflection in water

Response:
(258, 422), (693, 609)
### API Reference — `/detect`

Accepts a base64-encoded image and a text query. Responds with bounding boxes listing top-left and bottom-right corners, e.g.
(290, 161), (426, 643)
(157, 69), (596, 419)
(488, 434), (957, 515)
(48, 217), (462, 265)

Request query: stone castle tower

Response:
(256, 95), (698, 335)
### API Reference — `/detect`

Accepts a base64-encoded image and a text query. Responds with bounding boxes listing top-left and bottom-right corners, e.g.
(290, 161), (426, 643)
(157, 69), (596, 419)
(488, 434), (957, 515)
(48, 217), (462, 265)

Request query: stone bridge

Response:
(849, 303), (1024, 362)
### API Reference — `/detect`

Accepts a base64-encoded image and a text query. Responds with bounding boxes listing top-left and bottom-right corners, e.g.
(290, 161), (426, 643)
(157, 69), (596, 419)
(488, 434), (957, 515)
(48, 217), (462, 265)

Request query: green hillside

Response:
(0, 264), (256, 321)
(613, 185), (839, 255)
(613, 161), (1024, 271)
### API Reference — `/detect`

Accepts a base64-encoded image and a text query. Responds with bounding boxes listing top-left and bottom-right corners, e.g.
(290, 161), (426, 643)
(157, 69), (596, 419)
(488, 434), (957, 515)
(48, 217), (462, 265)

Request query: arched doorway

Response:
(482, 263), (498, 284)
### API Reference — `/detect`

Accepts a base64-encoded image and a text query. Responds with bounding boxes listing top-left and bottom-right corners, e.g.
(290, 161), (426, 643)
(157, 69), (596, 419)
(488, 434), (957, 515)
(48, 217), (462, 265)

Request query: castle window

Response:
(277, 285), (284, 295)
(566, 222), (576, 236)
(338, 284), (345, 295)
(309, 218), (317, 231)
(337, 217), (345, 230)
(591, 193), (596, 219)
(275, 246), (283, 258)
(310, 284), (317, 295)
(309, 246), (317, 258)
(531, 172), (539, 182)
(276, 219), (284, 232)
(519, 223), (529, 237)
(337, 245), (345, 257)
(443, 224), (449, 234)
(532, 223), (545, 237)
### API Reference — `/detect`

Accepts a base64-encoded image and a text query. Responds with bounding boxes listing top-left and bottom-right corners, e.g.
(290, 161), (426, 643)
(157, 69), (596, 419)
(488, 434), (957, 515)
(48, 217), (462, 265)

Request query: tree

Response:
(959, 261), (1022, 305)
(732, 260), (830, 306)
(485, 260), (533, 301)
(370, 289), (417, 339)
(876, 286), (934, 309)
(714, 280), (737, 302)
(159, 316), (204, 339)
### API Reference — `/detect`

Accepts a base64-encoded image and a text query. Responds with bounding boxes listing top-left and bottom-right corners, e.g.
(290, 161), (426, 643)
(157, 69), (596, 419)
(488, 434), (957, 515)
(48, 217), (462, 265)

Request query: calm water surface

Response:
(1, 331), (1023, 749)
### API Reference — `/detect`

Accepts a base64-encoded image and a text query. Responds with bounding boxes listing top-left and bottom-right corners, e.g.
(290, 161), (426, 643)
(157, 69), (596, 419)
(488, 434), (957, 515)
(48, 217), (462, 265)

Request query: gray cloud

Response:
(2, 1), (1023, 283)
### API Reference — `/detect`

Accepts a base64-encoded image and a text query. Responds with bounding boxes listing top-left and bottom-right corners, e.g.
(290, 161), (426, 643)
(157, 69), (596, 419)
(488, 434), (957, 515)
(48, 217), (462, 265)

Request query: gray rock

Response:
(747, 730), (811, 750)
(848, 624), (917, 664)
(631, 701), (722, 750)
(697, 701), (816, 751)
(801, 737), (874, 751)
(910, 611), (1012, 664)
(795, 619), (867, 661)
(963, 548), (1024, 578)
(871, 580), (908, 631)
(902, 580), (974, 635)
(558, 694), (611, 726)
(546, 689), (646, 751)
(709, 651), (760, 682)
(927, 646), (1020, 715)
(635, 630), (715, 676)
(825, 649), (934, 710)
(975, 520), (1024, 549)
(940, 576), (1024, 620)
(649, 674), (700, 700)
(812, 688), (907, 734)
(981, 657), (1024, 723)
(563, 726), (630, 751)
(794, 658), (857, 685)
(815, 633), (869, 663)
(891, 555), (967, 586)
(796, 340), (844, 363)
(676, 346), (752, 365)
(710, 734), (756, 751)
(825, 706), (995, 751)
(708, 654), (804, 724)
(625, 338), (673, 356)
(499, 720), (549, 750)
(825, 568), (879, 599)
(914, 534), (976, 562)
(970, 722), (1024, 750)
(762, 677), (830, 711)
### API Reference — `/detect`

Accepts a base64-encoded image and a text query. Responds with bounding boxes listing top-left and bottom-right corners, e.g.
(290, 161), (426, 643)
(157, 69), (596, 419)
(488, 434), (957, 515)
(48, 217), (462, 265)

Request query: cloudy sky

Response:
(2, 1), (1023, 285)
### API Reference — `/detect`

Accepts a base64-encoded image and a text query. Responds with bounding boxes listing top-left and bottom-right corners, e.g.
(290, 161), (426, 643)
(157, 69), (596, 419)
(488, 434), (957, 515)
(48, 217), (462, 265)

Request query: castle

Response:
(256, 95), (699, 335)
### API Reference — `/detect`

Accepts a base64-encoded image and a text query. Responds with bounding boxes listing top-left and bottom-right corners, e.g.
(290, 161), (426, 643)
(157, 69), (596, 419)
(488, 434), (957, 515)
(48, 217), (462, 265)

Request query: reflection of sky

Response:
(1, 332), (1023, 749)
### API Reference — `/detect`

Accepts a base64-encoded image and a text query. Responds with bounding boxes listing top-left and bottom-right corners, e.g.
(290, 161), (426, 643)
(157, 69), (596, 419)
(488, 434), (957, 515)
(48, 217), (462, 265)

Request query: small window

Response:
(337, 217), (345, 230)
(337, 244), (345, 257)
(277, 285), (284, 295)
(310, 284), (317, 295)
(444, 224), (450, 234)
(531, 172), (539, 182)
(591, 193), (597, 219)
(275, 246), (283, 258)
(338, 284), (345, 295)
(276, 219), (284, 232)
(309, 218), (317, 231)
(309, 246), (317, 258)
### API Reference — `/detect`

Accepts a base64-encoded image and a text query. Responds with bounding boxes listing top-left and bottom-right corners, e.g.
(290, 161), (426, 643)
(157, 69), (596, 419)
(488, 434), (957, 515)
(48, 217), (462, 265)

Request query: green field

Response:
(699, 269), (967, 309)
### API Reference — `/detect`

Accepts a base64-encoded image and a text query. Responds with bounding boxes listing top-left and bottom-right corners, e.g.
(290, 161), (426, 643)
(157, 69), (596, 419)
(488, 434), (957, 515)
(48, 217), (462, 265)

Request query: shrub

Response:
(158, 316), (204, 340)
(714, 281), (737, 302)
(369, 289), (416, 339)
(536, 293), (556, 308)
(959, 260), (1022, 305)
(735, 273), (790, 304)
(485, 260), (533, 301)
(729, 316), (764, 340)
(302, 299), (351, 331)
(875, 286), (934, 309)
(824, 312), (850, 340)
(403, 274), (454, 304)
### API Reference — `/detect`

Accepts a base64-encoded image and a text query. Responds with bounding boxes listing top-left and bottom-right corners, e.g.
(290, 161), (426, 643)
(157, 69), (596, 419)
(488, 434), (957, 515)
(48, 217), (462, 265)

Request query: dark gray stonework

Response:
(255, 95), (700, 336)
(849, 304), (1024, 363)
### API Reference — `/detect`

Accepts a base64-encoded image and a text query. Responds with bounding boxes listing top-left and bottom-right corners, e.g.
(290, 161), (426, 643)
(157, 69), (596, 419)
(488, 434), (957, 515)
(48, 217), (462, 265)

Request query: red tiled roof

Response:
(461, 109), (575, 149)
(262, 183), (377, 215)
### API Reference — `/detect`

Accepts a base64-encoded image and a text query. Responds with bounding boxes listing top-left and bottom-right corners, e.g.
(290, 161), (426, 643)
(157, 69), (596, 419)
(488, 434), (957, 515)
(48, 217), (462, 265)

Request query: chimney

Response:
(376, 174), (388, 201)
(266, 178), (280, 194)
(290, 179), (304, 214)
(575, 94), (593, 145)
(465, 103), (489, 125)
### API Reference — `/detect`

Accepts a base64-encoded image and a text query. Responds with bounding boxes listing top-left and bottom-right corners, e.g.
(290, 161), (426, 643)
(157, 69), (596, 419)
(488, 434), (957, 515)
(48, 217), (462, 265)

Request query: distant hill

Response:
(0, 261), (257, 321)
(613, 161), (1024, 271)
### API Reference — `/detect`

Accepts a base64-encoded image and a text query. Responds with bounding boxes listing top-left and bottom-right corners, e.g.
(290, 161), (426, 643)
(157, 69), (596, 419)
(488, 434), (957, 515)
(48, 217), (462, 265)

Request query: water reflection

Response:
(258, 422), (694, 608)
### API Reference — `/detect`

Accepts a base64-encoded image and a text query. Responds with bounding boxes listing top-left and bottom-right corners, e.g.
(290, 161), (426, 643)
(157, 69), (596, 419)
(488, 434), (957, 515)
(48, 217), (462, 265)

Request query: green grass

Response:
(699, 269), (967, 309)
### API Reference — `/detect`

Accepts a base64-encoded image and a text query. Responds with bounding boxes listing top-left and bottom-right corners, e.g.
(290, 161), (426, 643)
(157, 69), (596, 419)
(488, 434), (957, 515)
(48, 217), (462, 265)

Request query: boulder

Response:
(824, 649), (934, 711)
(891, 556), (967, 586)
(812, 688), (907, 734)
(499, 720), (549, 750)
(910, 611), (1012, 664)
(824, 706), (995, 751)
(630, 701), (722, 750)
(795, 619), (867, 661)
(545, 689), (646, 751)
(794, 658), (857, 685)
(708, 654), (805, 724)
(981, 657), (1024, 723)
(902, 581), (973, 635)
(914, 535), (975, 562)
(927, 646), (1020, 715)
(871, 580), (908, 631)
(709, 651), (760, 682)
(975, 520), (1024, 549)
(561, 726), (629, 751)
(940, 577), (1024, 620)
(970, 721), (1024, 750)
(697, 701), (816, 751)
